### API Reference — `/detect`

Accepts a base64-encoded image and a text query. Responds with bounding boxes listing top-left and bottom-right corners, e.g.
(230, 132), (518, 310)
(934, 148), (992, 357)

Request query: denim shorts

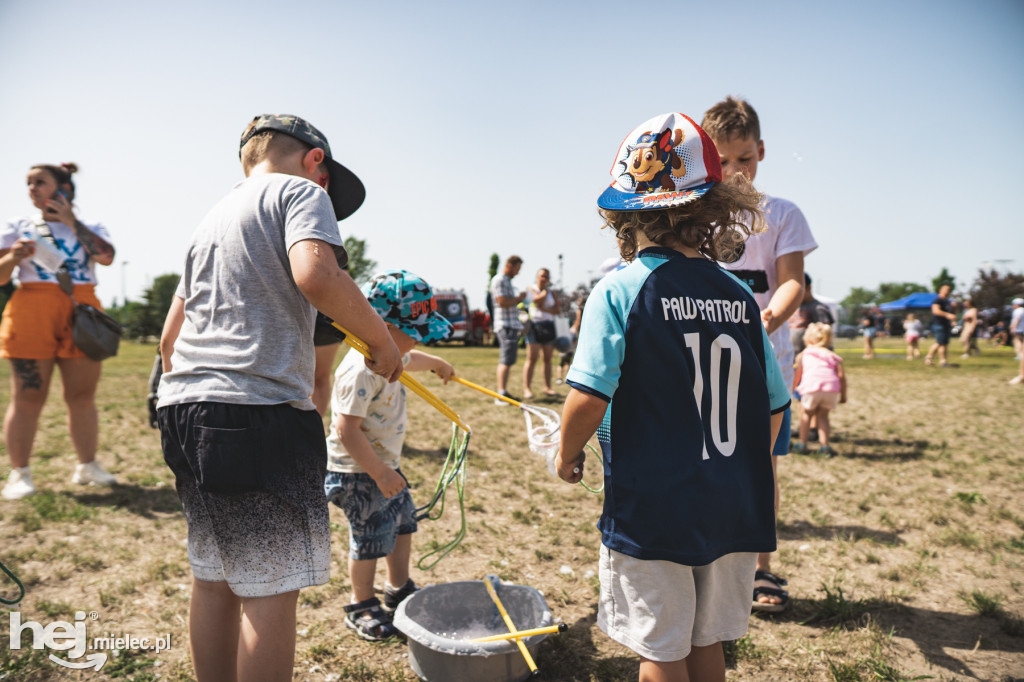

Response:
(325, 470), (418, 560)
(773, 407), (791, 456)
(932, 324), (951, 346)
(159, 402), (330, 597)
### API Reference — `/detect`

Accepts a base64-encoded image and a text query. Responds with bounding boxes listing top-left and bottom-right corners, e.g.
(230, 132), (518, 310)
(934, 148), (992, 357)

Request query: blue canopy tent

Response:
(878, 292), (937, 311)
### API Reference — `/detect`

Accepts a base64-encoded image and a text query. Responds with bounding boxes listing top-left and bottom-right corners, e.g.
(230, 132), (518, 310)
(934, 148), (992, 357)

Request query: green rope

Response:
(0, 559), (25, 605)
(577, 442), (605, 494)
(415, 424), (470, 571)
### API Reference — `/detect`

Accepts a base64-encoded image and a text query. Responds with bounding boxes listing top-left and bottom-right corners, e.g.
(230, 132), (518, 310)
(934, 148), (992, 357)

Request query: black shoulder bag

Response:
(33, 217), (123, 361)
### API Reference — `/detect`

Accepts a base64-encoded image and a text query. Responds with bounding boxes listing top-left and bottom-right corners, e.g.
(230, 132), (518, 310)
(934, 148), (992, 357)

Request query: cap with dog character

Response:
(598, 112), (722, 211)
(240, 114), (366, 221)
(362, 270), (453, 345)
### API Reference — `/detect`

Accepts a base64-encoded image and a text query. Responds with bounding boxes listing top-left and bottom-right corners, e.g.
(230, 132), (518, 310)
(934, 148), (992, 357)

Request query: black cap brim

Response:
(326, 159), (365, 221)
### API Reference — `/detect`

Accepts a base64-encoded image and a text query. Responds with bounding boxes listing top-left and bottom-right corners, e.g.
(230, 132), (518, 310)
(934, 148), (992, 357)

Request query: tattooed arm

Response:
(45, 193), (115, 265)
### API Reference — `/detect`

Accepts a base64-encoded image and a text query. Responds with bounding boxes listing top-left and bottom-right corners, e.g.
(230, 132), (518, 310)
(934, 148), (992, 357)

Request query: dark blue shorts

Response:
(773, 406), (792, 457)
(325, 470), (418, 561)
(932, 324), (951, 346)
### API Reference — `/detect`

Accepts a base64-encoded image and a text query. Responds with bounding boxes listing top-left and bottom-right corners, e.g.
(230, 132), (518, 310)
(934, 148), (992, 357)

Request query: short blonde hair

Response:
(701, 96), (761, 143)
(803, 322), (832, 348)
(599, 180), (764, 263)
(239, 128), (315, 175)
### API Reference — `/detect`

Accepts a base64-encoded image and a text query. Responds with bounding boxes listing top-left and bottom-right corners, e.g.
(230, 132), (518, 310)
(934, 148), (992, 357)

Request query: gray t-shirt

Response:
(158, 173), (343, 410)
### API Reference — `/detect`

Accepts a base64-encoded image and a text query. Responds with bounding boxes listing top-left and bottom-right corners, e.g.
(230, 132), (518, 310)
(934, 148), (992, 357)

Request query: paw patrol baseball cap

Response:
(362, 270), (453, 345)
(240, 114), (366, 221)
(598, 112), (722, 211)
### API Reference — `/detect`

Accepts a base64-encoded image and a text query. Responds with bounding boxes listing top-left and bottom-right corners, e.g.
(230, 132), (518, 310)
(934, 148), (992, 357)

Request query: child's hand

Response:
(433, 359), (455, 384)
(555, 449), (585, 484)
(372, 468), (408, 499)
(760, 308), (774, 332)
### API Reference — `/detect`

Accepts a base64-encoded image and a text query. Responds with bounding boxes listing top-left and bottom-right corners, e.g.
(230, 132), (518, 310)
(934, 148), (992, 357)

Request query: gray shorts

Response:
(598, 546), (757, 662)
(497, 327), (522, 366)
(325, 471), (418, 560)
(159, 402), (331, 598)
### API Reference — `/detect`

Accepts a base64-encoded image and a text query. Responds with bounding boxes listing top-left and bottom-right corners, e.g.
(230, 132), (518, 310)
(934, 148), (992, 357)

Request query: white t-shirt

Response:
(528, 286), (556, 322)
(1012, 307), (1024, 334)
(326, 349), (411, 473)
(722, 194), (817, 388)
(0, 215), (113, 285)
(158, 173), (343, 411)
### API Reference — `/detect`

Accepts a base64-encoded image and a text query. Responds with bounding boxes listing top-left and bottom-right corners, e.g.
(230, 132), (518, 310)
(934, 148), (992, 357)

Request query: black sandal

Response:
(344, 597), (399, 641)
(752, 569), (789, 613)
(383, 578), (418, 613)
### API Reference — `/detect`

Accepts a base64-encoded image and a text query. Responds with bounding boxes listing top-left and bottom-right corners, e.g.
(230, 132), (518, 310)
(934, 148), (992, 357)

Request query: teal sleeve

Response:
(763, 326), (790, 413)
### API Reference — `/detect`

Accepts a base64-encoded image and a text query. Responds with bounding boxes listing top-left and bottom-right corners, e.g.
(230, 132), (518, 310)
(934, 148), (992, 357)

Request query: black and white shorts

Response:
(159, 402), (331, 597)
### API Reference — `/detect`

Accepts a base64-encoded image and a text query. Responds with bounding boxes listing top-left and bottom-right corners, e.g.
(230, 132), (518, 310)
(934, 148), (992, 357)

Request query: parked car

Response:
(835, 323), (859, 339)
(434, 289), (488, 345)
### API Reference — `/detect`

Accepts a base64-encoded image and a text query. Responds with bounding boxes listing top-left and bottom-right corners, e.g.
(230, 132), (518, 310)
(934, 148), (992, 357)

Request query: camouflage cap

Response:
(362, 270), (453, 345)
(239, 114), (366, 221)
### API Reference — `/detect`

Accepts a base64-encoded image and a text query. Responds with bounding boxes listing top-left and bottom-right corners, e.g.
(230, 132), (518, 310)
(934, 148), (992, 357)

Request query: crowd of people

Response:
(1, 98), (1021, 682)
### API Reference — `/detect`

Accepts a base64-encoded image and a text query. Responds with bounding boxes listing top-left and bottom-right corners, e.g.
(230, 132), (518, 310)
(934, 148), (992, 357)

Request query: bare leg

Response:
(312, 343), (340, 417)
(349, 557), (379, 604)
(755, 455), (783, 607)
(56, 357), (102, 464)
(189, 579), (241, 682)
(237, 590), (299, 682)
(640, 656), (690, 682)
(522, 344), (540, 399)
(817, 409), (831, 447)
(4, 359), (56, 469)
(542, 345), (555, 394)
(384, 534), (412, 590)
(798, 407), (811, 446)
(496, 364), (511, 395)
(685, 643), (726, 682)
(938, 344), (948, 365)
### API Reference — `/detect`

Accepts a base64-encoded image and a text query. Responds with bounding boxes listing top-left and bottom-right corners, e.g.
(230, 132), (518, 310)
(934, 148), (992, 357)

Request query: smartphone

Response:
(46, 189), (65, 215)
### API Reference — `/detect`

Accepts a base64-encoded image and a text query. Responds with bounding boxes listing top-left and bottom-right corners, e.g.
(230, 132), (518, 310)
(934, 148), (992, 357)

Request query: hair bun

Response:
(60, 162), (79, 174)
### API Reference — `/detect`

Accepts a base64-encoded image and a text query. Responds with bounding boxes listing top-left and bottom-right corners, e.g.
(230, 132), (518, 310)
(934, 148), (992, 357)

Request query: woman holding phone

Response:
(0, 162), (117, 499)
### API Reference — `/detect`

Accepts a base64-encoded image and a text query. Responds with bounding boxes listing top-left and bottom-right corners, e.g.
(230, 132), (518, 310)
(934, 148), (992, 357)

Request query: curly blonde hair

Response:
(599, 180), (764, 263)
(803, 322), (833, 348)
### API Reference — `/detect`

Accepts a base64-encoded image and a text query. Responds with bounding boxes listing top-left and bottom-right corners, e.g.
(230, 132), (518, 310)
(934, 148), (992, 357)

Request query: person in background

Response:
(1010, 297), (1024, 361)
(925, 284), (957, 367)
(488, 255), (526, 403)
(792, 323), (847, 456)
(903, 313), (923, 360)
(959, 298), (979, 358)
(860, 313), (877, 359)
(0, 162), (117, 500)
(789, 273), (834, 354)
(523, 267), (560, 399)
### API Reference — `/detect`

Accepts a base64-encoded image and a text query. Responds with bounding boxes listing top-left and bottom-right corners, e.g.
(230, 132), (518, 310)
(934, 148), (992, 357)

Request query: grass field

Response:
(1, 336), (1023, 681)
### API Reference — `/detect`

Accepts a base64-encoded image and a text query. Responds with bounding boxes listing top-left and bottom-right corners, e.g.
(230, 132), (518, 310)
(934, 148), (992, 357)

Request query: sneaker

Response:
(493, 391), (519, 406)
(383, 578), (418, 612)
(1010, 375), (1024, 385)
(2, 468), (35, 500)
(72, 461), (116, 486)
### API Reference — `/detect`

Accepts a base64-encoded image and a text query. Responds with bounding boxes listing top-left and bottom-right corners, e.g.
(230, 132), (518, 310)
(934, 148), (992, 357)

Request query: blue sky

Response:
(1, 0), (1022, 310)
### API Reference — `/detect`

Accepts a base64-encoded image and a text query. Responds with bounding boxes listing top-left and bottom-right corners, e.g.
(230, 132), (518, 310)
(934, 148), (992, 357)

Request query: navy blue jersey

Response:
(567, 247), (789, 566)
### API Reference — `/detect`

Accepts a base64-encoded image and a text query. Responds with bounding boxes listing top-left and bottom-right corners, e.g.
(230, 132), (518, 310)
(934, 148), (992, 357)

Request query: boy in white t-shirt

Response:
(703, 96), (818, 613)
(324, 270), (454, 641)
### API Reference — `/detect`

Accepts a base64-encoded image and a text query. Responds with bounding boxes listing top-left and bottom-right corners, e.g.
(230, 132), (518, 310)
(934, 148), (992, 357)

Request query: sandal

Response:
(383, 578), (418, 612)
(344, 597), (399, 641)
(818, 445), (837, 457)
(790, 442), (809, 455)
(752, 570), (789, 613)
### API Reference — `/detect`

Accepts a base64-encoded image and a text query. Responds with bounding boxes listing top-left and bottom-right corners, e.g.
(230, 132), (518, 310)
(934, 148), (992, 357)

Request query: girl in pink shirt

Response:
(793, 323), (847, 456)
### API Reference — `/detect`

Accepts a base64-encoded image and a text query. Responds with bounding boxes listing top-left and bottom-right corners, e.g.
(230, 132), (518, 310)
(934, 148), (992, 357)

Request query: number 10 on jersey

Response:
(683, 333), (741, 460)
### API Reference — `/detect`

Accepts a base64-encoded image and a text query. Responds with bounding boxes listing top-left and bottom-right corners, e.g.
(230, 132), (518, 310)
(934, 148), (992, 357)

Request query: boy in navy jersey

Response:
(556, 112), (789, 682)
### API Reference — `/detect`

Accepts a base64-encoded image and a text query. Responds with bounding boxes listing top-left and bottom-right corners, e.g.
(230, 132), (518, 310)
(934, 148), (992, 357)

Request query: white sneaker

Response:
(2, 468), (35, 500)
(1010, 375), (1024, 385)
(72, 461), (116, 486)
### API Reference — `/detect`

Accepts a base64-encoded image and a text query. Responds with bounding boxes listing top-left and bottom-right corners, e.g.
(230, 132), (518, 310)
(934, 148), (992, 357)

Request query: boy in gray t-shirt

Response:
(157, 114), (402, 681)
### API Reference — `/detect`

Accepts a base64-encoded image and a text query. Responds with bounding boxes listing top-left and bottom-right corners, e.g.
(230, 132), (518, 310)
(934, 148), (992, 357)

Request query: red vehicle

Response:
(434, 289), (489, 345)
